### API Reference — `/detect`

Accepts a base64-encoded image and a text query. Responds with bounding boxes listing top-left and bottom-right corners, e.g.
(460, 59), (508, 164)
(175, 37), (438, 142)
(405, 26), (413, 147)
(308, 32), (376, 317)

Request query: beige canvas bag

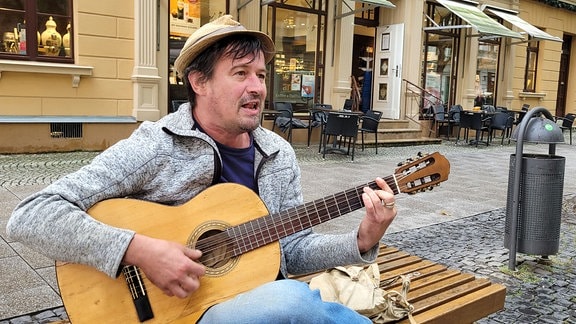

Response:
(309, 263), (415, 323)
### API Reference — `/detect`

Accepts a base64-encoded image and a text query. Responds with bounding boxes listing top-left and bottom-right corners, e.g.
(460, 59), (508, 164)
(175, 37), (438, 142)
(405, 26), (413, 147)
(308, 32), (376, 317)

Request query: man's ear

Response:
(187, 72), (206, 95)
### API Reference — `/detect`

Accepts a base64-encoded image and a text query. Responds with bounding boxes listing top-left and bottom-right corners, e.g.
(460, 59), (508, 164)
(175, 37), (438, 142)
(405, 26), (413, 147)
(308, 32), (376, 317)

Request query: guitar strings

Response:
(194, 173), (419, 262)
(193, 177), (388, 255)
(191, 172), (420, 265)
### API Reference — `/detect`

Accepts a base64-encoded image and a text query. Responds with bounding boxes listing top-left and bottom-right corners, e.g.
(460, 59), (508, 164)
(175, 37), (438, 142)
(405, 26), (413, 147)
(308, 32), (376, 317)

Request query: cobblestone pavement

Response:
(1, 137), (576, 323)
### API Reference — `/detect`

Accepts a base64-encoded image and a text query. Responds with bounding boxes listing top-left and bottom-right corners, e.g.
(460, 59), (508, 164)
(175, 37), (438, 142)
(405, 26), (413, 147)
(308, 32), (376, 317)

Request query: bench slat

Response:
(400, 284), (507, 324)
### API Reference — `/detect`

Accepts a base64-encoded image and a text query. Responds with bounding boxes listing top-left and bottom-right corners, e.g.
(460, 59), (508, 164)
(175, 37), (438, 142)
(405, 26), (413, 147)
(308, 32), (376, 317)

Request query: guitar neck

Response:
(211, 174), (399, 257)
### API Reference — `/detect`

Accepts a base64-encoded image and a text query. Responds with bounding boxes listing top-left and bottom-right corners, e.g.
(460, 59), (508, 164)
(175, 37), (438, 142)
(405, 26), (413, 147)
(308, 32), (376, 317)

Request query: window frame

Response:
(523, 38), (539, 92)
(0, 0), (74, 63)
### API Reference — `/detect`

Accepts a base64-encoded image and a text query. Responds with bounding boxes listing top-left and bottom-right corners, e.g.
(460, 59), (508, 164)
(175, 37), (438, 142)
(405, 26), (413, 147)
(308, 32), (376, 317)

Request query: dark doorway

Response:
(556, 34), (571, 117)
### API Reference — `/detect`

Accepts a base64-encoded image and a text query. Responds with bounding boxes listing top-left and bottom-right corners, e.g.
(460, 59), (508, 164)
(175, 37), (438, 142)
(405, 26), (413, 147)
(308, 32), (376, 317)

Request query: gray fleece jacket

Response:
(7, 104), (378, 279)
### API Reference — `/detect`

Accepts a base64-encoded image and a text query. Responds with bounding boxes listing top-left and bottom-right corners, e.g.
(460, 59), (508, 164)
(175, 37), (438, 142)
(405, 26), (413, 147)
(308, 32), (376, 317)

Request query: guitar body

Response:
(56, 183), (280, 323)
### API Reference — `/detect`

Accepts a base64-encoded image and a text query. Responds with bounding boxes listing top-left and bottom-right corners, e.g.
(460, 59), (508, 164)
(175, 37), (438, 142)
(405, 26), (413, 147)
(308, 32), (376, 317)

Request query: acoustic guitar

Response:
(56, 152), (450, 323)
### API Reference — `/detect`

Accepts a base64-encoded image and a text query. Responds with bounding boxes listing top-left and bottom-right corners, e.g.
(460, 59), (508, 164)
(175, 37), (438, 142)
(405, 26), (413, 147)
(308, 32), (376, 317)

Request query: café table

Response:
(460, 110), (492, 146)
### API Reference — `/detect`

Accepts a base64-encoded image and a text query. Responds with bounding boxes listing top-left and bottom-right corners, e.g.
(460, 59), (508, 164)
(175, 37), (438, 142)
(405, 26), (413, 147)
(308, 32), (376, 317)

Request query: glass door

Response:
(475, 40), (500, 107)
(266, 3), (326, 109)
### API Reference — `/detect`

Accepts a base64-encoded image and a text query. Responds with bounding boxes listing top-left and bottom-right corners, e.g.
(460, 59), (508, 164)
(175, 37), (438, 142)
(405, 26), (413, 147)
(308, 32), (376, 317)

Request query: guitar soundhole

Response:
(198, 230), (233, 268)
(188, 221), (238, 277)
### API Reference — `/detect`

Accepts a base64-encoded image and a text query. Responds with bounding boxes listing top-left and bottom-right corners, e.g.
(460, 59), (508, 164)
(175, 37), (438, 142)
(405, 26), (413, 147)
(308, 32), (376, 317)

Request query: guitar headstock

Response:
(394, 152), (450, 194)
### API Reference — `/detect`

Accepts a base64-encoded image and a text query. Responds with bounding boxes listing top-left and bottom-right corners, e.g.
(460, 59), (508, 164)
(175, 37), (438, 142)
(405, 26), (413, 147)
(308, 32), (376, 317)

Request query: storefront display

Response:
(2, 32), (17, 53)
(167, 0), (227, 107)
(40, 16), (62, 56)
(63, 23), (71, 57)
(170, 0), (201, 37)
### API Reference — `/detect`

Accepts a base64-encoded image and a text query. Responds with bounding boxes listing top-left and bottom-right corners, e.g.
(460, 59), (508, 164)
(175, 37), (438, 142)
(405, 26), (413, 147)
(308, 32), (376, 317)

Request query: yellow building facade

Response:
(0, 0), (574, 153)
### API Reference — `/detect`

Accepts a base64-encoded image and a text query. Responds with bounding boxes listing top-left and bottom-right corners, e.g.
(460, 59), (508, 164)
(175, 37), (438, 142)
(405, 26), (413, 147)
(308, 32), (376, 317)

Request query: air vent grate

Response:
(50, 123), (83, 138)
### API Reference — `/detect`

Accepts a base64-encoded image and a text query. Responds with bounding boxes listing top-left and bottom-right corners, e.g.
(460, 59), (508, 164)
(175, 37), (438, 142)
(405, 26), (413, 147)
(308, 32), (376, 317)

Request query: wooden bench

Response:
(52, 245), (505, 323)
(292, 245), (506, 323)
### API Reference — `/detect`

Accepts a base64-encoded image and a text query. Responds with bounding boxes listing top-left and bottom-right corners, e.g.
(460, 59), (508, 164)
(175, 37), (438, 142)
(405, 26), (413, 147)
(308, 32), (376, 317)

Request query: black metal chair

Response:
(488, 111), (514, 145)
(429, 104), (446, 138)
(321, 112), (359, 161)
(272, 102), (308, 143)
(482, 105), (496, 113)
(429, 104), (459, 140)
(342, 99), (353, 111)
(359, 110), (383, 154)
(447, 104), (463, 140)
(309, 104), (332, 148)
(513, 103), (530, 127)
(554, 113), (575, 145)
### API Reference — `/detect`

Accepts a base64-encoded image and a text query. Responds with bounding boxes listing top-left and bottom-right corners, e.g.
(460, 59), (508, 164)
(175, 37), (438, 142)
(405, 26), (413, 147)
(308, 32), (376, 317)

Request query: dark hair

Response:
(182, 35), (271, 107)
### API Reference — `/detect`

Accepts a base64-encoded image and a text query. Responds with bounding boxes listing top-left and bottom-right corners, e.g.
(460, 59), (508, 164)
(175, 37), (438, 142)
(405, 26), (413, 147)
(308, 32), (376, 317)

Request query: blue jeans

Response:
(198, 279), (371, 323)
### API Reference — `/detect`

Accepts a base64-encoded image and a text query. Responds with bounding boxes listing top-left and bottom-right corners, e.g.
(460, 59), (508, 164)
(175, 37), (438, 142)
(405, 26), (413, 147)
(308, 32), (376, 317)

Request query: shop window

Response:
(524, 38), (539, 92)
(267, 6), (326, 107)
(421, 2), (461, 113)
(475, 40), (500, 106)
(0, 0), (73, 62)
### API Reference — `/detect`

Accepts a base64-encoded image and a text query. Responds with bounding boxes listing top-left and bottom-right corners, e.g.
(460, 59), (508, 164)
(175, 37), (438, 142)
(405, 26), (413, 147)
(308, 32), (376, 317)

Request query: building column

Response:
(132, 0), (162, 121)
(329, 0), (355, 110)
(462, 33), (480, 109)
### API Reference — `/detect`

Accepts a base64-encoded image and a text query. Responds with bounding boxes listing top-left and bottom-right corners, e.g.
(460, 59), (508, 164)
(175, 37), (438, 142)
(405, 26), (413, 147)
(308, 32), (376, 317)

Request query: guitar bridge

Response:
(122, 265), (154, 322)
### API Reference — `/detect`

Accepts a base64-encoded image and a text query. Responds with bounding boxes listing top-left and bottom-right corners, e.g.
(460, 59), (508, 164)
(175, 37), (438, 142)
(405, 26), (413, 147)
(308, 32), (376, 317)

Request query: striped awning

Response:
(486, 8), (563, 42)
(435, 0), (522, 39)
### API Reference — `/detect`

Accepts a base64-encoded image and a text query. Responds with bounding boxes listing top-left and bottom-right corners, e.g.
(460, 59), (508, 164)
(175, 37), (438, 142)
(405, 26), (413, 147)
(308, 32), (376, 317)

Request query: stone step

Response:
(358, 137), (442, 147)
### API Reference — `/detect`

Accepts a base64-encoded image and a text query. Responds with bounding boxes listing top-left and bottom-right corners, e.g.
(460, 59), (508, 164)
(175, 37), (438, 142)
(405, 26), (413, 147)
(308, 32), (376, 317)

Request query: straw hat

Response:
(174, 15), (275, 77)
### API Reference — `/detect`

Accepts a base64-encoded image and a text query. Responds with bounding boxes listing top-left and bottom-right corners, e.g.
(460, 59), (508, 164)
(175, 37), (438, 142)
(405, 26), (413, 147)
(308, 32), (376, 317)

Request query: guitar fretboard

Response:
(199, 174), (398, 257)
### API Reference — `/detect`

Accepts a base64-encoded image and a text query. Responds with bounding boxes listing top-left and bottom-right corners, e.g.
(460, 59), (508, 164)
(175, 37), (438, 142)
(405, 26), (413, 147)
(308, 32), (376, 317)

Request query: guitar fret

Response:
(268, 214), (280, 242)
(239, 222), (251, 254)
(255, 217), (268, 246)
(342, 190), (353, 214)
(348, 186), (363, 211)
(309, 200), (321, 227)
(297, 206), (305, 232)
(229, 226), (241, 256)
(279, 211), (288, 238)
(263, 216), (274, 244)
(328, 193), (341, 219)
(318, 197), (330, 224)
(287, 208), (296, 235)
(250, 219), (261, 247)
(248, 220), (257, 250)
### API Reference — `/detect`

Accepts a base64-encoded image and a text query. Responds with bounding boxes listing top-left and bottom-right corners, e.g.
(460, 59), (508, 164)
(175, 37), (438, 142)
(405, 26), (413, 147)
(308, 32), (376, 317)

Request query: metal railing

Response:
(402, 78), (444, 136)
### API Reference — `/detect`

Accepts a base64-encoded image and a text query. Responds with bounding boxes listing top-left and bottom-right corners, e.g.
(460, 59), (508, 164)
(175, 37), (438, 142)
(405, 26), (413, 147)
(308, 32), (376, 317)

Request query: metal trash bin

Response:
(504, 153), (565, 256)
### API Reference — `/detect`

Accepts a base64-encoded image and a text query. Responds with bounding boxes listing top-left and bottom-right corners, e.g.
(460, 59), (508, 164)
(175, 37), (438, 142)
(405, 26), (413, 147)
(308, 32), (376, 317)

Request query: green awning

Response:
(486, 9), (563, 42)
(436, 0), (522, 39)
(335, 0), (395, 19)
